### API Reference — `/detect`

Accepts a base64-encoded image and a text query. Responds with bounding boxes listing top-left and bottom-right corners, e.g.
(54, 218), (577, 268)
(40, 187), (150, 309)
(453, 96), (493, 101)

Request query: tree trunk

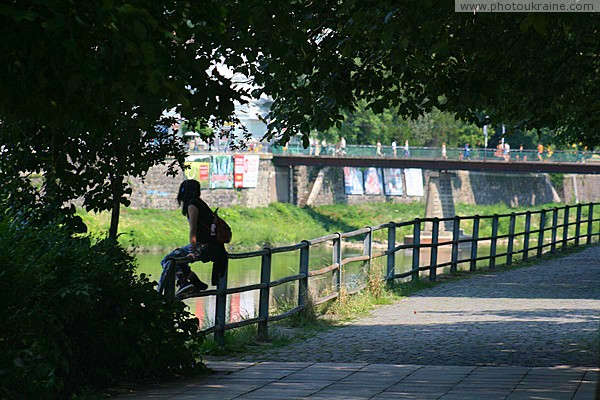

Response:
(108, 173), (123, 240)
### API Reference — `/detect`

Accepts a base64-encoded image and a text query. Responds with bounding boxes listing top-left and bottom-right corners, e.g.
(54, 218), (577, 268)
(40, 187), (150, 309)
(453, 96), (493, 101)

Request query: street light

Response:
(483, 115), (490, 161)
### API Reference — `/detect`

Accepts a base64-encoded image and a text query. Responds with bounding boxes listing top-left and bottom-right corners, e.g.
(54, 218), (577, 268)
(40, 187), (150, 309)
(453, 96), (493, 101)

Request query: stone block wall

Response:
(127, 154), (284, 210)
(452, 171), (560, 206)
(562, 174), (600, 204)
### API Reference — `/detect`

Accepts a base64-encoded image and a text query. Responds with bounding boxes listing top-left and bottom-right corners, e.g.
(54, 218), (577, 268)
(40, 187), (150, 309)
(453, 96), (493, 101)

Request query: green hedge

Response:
(0, 221), (203, 399)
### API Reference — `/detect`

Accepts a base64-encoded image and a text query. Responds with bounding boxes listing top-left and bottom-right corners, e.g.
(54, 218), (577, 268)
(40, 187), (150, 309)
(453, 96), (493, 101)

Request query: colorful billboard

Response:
(210, 155), (234, 189)
(383, 168), (403, 196)
(184, 155), (210, 188)
(343, 167), (364, 195)
(364, 167), (384, 195)
(234, 154), (260, 188)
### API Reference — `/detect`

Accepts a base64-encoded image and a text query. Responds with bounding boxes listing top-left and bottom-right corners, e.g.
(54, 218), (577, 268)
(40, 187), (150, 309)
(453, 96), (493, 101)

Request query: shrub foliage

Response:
(0, 221), (202, 399)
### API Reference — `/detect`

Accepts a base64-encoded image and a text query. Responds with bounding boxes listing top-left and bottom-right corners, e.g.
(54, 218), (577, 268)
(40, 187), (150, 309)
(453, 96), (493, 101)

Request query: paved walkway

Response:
(119, 246), (600, 399)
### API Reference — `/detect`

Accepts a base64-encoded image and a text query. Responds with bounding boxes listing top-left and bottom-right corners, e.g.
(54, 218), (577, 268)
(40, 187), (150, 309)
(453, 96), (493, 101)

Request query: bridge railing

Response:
(160, 203), (599, 344)
(272, 144), (600, 163)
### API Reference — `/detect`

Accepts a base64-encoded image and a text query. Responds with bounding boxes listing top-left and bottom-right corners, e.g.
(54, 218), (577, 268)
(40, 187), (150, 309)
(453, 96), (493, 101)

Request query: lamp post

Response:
(483, 115), (490, 161)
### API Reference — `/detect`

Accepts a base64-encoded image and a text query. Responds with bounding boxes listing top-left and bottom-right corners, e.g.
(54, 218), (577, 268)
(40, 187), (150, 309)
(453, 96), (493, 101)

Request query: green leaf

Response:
(133, 21), (147, 39)
(141, 42), (155, 63)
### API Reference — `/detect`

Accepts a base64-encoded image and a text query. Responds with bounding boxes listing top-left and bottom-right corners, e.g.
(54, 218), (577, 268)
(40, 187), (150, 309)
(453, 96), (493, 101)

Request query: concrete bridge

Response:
(123, 245), (599, 399)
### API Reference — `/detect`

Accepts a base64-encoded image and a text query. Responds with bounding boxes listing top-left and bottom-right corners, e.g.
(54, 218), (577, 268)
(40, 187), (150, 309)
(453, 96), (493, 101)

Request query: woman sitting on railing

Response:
(158, 179), (228, 294)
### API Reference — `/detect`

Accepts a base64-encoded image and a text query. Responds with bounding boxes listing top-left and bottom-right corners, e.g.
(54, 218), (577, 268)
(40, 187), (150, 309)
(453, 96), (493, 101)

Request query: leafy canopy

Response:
(1, 1), (598, 232)
(232, 1), (600, 146)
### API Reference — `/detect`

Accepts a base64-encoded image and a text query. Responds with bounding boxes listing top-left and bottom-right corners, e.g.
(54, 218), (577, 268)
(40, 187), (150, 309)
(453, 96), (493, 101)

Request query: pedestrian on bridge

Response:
(392, 140), (397, 157)
(442, 143), (448, 159)
(376, 140), (383, 156)
(339, 136), (347, 156)
(403, 140), (410, 157)
(462, 143), (471, 160)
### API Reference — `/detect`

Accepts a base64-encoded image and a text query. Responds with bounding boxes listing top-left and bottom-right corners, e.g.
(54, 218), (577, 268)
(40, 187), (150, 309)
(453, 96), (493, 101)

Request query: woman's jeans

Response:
(158, 244), (202, 289)
(157, 243), (227, 289)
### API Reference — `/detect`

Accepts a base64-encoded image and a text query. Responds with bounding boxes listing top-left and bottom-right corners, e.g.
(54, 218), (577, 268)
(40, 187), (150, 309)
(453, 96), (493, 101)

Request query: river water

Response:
(136, 240), (522, 329)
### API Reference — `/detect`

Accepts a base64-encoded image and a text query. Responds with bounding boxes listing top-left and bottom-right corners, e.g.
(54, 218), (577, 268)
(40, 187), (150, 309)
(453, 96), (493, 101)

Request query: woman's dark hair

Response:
(177, 180), (201, 216)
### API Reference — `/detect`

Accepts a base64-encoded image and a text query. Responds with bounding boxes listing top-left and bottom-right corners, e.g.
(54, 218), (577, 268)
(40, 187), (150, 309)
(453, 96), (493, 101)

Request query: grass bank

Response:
(79, 202), (562, 252)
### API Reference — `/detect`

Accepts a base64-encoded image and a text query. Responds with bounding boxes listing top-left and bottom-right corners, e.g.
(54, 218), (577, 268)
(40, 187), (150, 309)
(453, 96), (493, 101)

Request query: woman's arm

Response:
(187, 204), (199, 253)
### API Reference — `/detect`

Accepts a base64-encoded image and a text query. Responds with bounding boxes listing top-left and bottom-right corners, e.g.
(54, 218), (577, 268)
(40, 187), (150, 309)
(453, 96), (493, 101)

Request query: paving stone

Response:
(583, 369), (600, 382)
(385, 383), (454, 393)
(572, 380), (599, 400)
(204, 361), (254, 372)
(371, 391), (446, 399)
(308, 394), (373, 400)
(506, 389), (575, 400)
(228, 367), (299, 379)
(266, 381), (333, 391)
(174, 389), (248, 399)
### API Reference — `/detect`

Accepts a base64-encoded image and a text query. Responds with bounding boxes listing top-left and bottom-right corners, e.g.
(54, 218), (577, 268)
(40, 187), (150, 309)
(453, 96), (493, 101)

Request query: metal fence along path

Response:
(158, 203), (600, 345)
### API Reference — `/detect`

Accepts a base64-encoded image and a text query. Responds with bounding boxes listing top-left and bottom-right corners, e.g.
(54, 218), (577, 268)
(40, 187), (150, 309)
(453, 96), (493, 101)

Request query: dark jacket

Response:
(189, 198), (228, 285)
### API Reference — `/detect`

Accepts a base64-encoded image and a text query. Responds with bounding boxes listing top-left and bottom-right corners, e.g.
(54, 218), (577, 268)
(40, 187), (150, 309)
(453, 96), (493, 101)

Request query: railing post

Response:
(450, 216), (460, 274)
(429, 218), (439, 281)
(364, 226), (373, 274)
(333, 232), (342, 295)
(490, 214), (499, 269)
(470, 215), (480, 271)
(507, 213), (516, 266)
(523, 211), (531, 261)
(587, 203), (594, 245)
(536, 210), (546, 258)
(386, 222), (396, 285)
(257, 248), (272, 341)
(550, 208), (558, 254)
(214, 262), (229, 346)
(562, 205), (570, 251)
(411, 219), (420, 281)
(575, 203), (582, 247)
(298, 241), (310, 308)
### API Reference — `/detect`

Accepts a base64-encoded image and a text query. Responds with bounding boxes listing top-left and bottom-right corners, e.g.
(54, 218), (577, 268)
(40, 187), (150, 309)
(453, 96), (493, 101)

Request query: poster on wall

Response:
(383, 168), (403, 196)
(404, 168), (424, 197)
(364, 167), (384, 195)
(210, 155), (234, 189)
(184, 155), (210, 187)
(343, 167), (364, 195)
(234, 154), (260, 188)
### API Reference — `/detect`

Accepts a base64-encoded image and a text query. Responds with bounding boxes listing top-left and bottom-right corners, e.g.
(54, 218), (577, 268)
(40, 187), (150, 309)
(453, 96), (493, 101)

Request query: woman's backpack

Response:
(211, 208), (232, 244)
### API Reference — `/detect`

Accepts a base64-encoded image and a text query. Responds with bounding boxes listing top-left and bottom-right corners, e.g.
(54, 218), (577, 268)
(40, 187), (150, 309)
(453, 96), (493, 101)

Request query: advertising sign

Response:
(404, 168), (424, 197)
(184, 155), (210, 187)
(383, 168), (403, 196)
(234, 154), (260, 188)
(364, 167), (384, 195)
(210, 155), (234, 189)
(343, 167), (364, 195)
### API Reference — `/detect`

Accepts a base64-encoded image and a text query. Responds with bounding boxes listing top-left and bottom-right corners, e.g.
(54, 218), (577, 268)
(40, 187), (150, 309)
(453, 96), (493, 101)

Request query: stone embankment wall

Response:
(451, 171), (560, 206)
(126, 158), (600, 210)
(561, 174), (600, 204)
(127, 154), (289, 210)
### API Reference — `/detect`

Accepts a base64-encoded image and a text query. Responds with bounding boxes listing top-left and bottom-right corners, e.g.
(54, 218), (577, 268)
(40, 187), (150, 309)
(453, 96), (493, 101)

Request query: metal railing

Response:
(159, 203), (599, 345)
(271, 144), (600, 164)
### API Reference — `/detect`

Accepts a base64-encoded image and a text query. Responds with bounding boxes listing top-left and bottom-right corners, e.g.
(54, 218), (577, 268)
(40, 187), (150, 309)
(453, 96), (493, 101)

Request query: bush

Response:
(0, 221), (203, 399)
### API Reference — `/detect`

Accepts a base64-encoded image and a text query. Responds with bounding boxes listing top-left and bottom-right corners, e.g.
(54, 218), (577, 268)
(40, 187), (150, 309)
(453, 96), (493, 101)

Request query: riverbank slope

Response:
(79, 202), (561, 252)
